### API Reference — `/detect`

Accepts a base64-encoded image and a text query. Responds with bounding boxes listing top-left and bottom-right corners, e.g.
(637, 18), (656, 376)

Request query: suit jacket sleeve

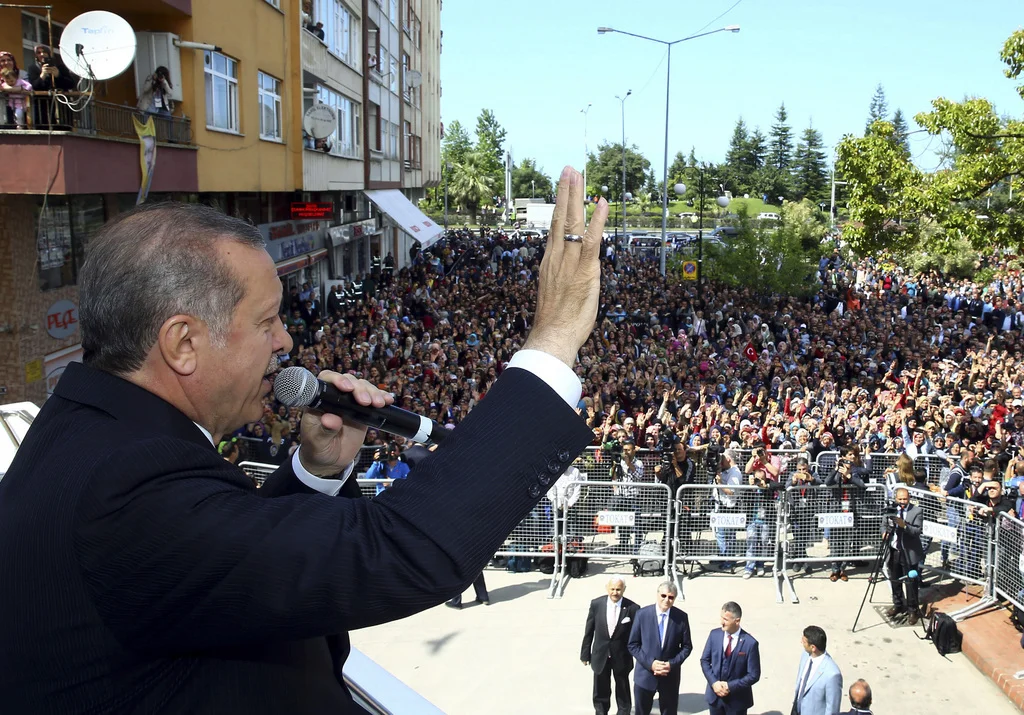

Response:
(73, 368), (592, 654)
(699, 631), (716, 685)
(727, 638), (761, 691)
(824, 669), (843, 714)
(667, 613), (693, 669)
(627, 614), (649, 669)
(904, 505), (924, 537)
(581, 600), (596, 662)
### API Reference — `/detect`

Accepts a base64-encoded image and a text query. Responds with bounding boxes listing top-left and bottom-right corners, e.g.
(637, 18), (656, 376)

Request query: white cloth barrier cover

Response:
(995, 511), (1024, 613)
(674, 483), (783, 571)
(782, 483), (887, 569)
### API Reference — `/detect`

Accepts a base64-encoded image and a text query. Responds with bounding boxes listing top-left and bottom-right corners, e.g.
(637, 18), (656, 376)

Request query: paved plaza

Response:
(353, 566), (1021, 714)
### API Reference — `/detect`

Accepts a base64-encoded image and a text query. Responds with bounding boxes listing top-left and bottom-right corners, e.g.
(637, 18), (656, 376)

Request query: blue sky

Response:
(440, 0), (1023, 184)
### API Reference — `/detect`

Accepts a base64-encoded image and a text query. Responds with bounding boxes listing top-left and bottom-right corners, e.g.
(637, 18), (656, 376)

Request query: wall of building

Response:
(420, 0), (441, 189)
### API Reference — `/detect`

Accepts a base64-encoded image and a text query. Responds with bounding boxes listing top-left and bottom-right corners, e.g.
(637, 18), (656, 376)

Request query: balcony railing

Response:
(0, 92), (192, 145)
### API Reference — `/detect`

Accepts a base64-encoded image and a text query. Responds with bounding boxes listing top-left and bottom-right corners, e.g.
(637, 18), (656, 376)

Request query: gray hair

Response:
(606, 575), (626, 588)
(80, 202), (265, 375)
(722, 601), (742, 619)
(656, 581), (678, 597)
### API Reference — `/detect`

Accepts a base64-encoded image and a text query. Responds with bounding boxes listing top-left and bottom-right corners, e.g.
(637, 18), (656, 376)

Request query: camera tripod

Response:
(851, 524), (894, 633)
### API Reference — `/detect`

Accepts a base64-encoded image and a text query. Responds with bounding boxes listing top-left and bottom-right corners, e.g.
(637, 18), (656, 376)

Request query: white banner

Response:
(923, 520), (958, 544)
(710, 513), (747, 529)
(817, 512), (855, 529)
(597, 510), (635, 527)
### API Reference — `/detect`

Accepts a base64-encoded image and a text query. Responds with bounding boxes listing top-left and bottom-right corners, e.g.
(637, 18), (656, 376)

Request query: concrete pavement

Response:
(352, 566), (1019, 714)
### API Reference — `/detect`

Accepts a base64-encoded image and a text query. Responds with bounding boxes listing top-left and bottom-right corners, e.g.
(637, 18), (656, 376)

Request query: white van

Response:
(757, 212), (780, 222)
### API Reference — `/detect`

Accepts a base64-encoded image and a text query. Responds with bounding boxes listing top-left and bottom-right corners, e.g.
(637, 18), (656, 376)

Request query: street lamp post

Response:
(615, 90), (631, 239)
(581, 103), (592, 197)
(443, 161), (451, 231)
(599, 24), (740, 275)
(531, 179), (536, 198)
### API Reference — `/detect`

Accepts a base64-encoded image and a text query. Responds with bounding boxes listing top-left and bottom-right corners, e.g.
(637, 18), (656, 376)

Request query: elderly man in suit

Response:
(628, 581), (693, 715)
(581, 576), (640, 715)
(841, 679), (873, 714)
(0, 168), (609, 713)
(886, 487), (925, 625)
(792, 625), (842, 715)
(699, 601), (761, 715)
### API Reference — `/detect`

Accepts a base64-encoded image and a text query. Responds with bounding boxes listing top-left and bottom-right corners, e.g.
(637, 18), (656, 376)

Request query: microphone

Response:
(273, 366), (449, 446)
(897, 569), (919, 582)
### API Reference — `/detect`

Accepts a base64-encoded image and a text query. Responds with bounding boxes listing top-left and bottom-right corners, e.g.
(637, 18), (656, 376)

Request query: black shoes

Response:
(445, 601), (461, 610)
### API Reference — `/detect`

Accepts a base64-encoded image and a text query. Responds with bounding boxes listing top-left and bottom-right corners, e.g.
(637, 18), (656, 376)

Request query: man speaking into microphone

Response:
(0, 165), (608, 714)
(885, 487), (924, 625)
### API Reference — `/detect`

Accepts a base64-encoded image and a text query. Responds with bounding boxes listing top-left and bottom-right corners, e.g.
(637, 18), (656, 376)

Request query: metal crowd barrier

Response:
(237, 461), (387, 497)
(906, 487), (994, 589)
(672, 484), (785, 601)
(995, 512), (1024, 617)
(915, 454), (952, 488)
(779, 483), (887, 602)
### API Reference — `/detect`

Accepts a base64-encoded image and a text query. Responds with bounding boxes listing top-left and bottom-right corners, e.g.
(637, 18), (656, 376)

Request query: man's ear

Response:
(158, 314), (206, 376)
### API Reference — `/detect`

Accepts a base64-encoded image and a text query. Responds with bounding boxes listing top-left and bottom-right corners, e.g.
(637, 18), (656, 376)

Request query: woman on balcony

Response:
(137, 66), (174, 118)
(0, 52), (32, 128)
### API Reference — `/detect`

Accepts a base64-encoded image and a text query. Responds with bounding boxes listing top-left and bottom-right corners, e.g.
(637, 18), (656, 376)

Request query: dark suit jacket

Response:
(627, 605), (693, 691)
(699, 628), (761, 713)
(581, 596), (639, 674)
(892, 503), (924, 565)
(0, 361), (592, 714)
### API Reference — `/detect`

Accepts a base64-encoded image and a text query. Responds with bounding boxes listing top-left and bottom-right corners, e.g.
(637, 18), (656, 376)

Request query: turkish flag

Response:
(744, 343), (759, 363)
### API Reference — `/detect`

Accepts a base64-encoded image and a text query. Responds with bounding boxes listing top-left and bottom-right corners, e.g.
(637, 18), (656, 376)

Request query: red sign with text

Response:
(290, 202), (334, 220)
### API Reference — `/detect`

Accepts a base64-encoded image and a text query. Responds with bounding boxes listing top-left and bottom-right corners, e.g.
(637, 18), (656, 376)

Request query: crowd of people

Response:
(239, 224), (1024, 501)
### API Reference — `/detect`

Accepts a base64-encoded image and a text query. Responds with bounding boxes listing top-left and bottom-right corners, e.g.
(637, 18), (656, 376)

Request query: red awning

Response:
(275, 255), (309, 277)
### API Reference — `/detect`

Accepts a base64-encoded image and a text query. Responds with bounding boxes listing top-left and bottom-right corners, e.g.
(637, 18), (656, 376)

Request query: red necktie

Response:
(725, 634), (733, 657)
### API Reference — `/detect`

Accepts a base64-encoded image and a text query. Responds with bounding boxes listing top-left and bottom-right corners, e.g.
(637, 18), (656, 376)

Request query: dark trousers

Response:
(888, 549), (920, 612)
(593, 659), (631, 715)
(634, 677), (679, 715)
(709, 704), (746, 715)
(448, 572), (488, 606)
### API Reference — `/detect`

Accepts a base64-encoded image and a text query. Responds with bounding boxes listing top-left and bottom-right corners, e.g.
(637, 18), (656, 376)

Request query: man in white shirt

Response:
(712, 451), (743, 571)
(792, 625), (842, 715)
(581, 577), (640, 715)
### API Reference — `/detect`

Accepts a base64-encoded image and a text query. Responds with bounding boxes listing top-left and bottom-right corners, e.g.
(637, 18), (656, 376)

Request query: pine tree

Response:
(747, 128), (769, 172)
(725, 118), (751, 193)
(769, 103), (794, 170)
(792, 123), (829, 202)
(891, 108), (911, 158)
(866, 84), (889, 133)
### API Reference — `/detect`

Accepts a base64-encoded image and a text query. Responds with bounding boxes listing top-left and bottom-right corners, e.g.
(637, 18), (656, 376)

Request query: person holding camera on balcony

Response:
(742, 446), (781, 579)
(825, 451), (867, 583)
(27, 44), (75, 129)
(885, 487), (924, 625)
(137, 66), (174, 118)
(364, 441), (410, 496)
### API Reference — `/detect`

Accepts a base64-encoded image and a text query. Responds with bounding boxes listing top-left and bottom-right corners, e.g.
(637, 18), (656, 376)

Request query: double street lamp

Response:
(598, 24), (740, 275)
(615, 90), (631, 239)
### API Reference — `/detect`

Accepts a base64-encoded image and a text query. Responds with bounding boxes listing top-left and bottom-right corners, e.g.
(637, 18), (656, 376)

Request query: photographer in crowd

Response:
(743, 446), (782, 579)
(826, 450), (868, 583)
(364, 440), (410, 495)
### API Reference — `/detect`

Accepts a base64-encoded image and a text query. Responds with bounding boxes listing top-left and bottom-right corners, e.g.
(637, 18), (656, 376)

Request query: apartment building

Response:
(0, 0), (441, 403)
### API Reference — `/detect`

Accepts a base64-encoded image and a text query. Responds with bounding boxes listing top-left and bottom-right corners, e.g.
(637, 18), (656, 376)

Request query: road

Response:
(353, 566), (1019, 714)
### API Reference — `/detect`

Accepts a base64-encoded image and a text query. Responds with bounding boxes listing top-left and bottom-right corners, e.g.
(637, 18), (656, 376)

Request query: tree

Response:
(837, 29), (1024, 254)
(449, 149), (497, 223)
(474, 109), (507, 192)
(668, 151), (688, 185)
(792, 123), (829, 203)
(585, 142), (652, 202)
(866, 83), (889, 133)
(441, 119), (471, 167)
(511, 158), (553, 201)
(746, 128), (769, 173)
(724, 118), (751, 192)
(644, 168), (658, 200)
(750, 165), (792, 206)
(891, 108), (911, 158)
(769, 103), (794, 170)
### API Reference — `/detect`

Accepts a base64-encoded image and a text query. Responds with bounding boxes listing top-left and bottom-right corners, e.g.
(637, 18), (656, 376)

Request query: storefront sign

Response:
(278, 235), (317, 259)
(46, 300), (79, 339)
(291, 202), (334, 220)
(44, 344), (83, 396)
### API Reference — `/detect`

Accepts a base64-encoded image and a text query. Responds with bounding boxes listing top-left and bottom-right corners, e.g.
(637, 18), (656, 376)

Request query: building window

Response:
(316, 85), (361, 158)
(21, 11), (65, 71)
(314, 0), (354, 63)
(36, 196), (104, 291)
(378, 45), (388, 80)
(204, 51), (239, 133)
(389, 0), (398, 27)
(403, 120), (411, 164)
(388, 53), (398, 94)
(388, 121), (399, 159)
(264, 0), (281, 7)
(258, 71), (282, 141)
(401, 53), (410, 102)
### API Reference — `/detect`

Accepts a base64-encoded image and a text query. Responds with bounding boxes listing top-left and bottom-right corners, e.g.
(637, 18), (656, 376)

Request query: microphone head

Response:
(274, 366), (319, 407)
(908, 570), (919, 579)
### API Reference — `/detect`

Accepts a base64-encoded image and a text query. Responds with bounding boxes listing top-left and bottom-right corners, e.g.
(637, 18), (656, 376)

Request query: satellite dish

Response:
(303, 103), (337, 140)
(406, 70), (422, 89)
(59, 11), (136, 81)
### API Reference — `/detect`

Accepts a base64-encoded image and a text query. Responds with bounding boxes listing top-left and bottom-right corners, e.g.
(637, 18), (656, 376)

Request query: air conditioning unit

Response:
(134, 32), (184, 103)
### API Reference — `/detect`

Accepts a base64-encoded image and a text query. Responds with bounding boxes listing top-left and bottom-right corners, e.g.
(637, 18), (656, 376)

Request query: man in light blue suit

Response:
(699, 601), (761, 715)
(627, 581), (693, 715)
(791, 625), (842, 715)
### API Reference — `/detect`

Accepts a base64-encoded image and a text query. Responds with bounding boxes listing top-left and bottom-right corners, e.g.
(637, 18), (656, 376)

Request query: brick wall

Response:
(0, 195), (81, 405)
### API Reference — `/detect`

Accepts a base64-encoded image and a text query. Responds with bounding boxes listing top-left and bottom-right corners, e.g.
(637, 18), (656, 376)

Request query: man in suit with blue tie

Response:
(791, 625), (843, 715)
(627, 581), (693, 715)
(581, 576), (640, 715)
(699, 601), (761, 715)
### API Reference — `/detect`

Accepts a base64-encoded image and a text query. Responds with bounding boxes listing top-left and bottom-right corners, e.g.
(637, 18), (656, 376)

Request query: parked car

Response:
(0, 401), (39, 484)
(678, 212), (697, 219)
(757, 212), (780, 222)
